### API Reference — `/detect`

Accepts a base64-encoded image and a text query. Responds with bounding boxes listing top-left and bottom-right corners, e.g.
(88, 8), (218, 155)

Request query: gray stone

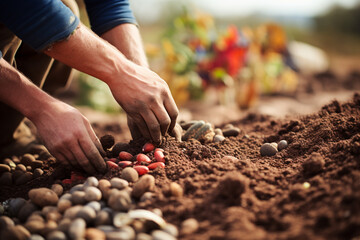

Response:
(260, 143), (278, 156)
(76, 206), (96, 224)
(278, 140), (288, 151)
(8, 197), (27, 217)
(108, 190), (132, 211)
(71, 191), (86, 205)
(213, 135), (225, 143)
(83, 176), (99, 188)
(86, 201), (101, 212)
(110, 177), (129, 189)
(84, 186), (102, 202)
(70, 184), (84, 194)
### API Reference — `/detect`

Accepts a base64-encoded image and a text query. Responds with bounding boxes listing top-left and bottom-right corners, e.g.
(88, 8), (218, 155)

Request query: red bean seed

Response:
(142, 143), (155, 153)
(154, 151), (165, 163)
(119, 151), (133, 161)
(133, 166), (149, 176)
(148, 162), (165, 170)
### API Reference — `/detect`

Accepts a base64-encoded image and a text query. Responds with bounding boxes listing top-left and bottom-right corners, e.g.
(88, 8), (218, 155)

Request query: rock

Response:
(1, 225), (31, 240)
(45, 209), (62, 222)
(76, 206), (96, 224)
(140, 192), (154, 202)
(223, 127), (240, 137)
(68, 218), (86, 240)
(0, 172), (12, 185)
(26, 166), (32, 171)
(0, 164), (11, 173)
(213, 135), (225, 143)
(47, 230), (66, 240)
(59, 193), (72, 201)
(106, 226), (135, 240)
(214, 128), (223, 136)
(100, 134), (115, 150)
(152, 230), (176, 240)
(84, 176), (99, 188)
(3, 158), (16, 168)
(29, 234), (45, 240)
(110, 177), (129, 190)
(71, 191), (86, 205)
(8, 198), (27, 217)
(98, 179), (111, 199)
(302, 152), (325, 175)
(51, 184), (63, 197)
(70, 184), (84, 193)
(84, 186), (102, 202)
(132, 175), (155, 199)
(63, 206), (83, 220)
(12, 170), (23, 180)
(169, 182), (183, 198)
(260, 143), (278, 156)
(57, 218), (71, 233)
(57, 199), (72, 213)
(15, 172), (33, 185)
(108, 190), (132, 211)
(85, 228), (106, 240)
(94, 209), (112, 226)
(18, 202), (38, 222)
(278, 140), (288, 150)
(86, 201), (101, 212)
(15, 164), (27, 172)
(163, 223), (179, 237)
(33, 168), (44, 178)
(180, 120), (198, 130)
(121, 167), (139, 183)
(0, 216), (14, 230)
(181, 218), (199, 235)
(29, 188), (58, 207)
(41, 220), (58, 236)
(25, 220), (45, 234)
(270, 142), (278, 149)
(113, 212), (132, 228)
(21, 154), (35, 165)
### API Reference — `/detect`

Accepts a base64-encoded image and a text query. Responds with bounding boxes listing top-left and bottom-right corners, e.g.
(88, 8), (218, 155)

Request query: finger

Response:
(131, 114), (152, 140)
(70, 142), (96, 174)
(78, 135), (107, 174)
(141, 110), (161, 144)
(84, 121), (106, 157)
(127, 116), (142, 140)
(151, 105), (171, 136)
(61, 147), (81, 168)
(164, 94), (179, 134)
(52, 151), (70, 166)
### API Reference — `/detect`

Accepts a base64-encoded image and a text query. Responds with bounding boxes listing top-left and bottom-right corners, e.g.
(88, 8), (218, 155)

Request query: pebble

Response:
(86, 201), (101, 212)
(42, 220), (57, 236)
(57, 218), (71, 233)
(98, 179), (111, 199)
(154, 150), (165, 163)
(70, 184), (84, 193)
(213, 135), (225, 143)
(270, 142), (278, 149)
(223, 127), (240, 137)
(64, 206), (83, 219)
(260, 143), (278, 156)
(47, 230), (66, 240)
(8, 198), (27, 217)
(132, 175), (155, 199)
(21, 154), (35, 165)
(136, 233), (153, 240)
(302, 152), (325, 175)
(15, 172), (33, 185)
(181, 218), (199, 235)
(71, 191), (86, 205)
(136, 154), (151, 164)
(118, 161), (133, 168)
(113, 212), (132, 228)
(3, 158), (16, 168)
(180, 120), (198, 130)
(152, 230), (176, 240)
(163, 223), (179, 237)
(29, 234), (45, 240)
(152, 208), (163, 217)
(106, 226), (135, 240)
(0, 216), (15, 230)
(25, 220), (45, 234)
(170, 182), (183, 197)
(68, 218), (86, 240)
(142, 142), (155, 153)
(214, 128), (223, 136)
(33, 168), (44, 178)
(12, 170), (23, 180)
(1, 225), (31, 240)
(119, 151), (133, 161)
(84, 176), (99, 188)
(31, 160), (43, 169)
(0, 204), (3, 215)
(0, 164), (11, 173)
(18, 202), (38, 222)
(121, 167), (139, 182)
(59, 193), (72, 201)
(51, 184), (63, 197)
(148, 162), (165, 170)
(108, 190), (132, 211)
(224, 123), (234, 129)
(84, 186), (102, 202)
(94, 209), (112, 226)
(133, 166), (149, 176)
(76, 206), (96, 224)
(28, 188), (58, 207)
(0, 172), (13, 185)
(278, 140), (288, 150)
(139, 192), (154, 202)
(85, 228), (106, 240)
(110, 177), (129, 189)
(26, 166), (32, 171)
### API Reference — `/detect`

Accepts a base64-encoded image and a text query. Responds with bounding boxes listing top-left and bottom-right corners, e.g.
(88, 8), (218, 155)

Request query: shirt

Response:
(0, 0), (136, 52)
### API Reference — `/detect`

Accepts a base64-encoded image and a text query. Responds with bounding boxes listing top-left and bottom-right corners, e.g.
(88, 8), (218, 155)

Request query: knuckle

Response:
(170, 111), (179, 120)
(149, 123), (160, 132)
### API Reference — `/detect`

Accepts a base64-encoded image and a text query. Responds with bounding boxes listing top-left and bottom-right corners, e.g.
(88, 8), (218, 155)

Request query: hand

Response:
(30, 100), (106, 174)
(109, 62), (179, 144)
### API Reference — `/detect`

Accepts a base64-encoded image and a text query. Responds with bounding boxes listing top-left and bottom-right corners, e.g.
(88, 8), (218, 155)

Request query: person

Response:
(0, 0), (179, 174)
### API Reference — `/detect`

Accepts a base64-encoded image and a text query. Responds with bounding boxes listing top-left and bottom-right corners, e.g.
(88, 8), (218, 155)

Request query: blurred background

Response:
(61, 0), (360, 126)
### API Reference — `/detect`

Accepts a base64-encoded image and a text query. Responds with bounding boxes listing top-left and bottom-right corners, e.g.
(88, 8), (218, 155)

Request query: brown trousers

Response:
(0, 0), (79, 146)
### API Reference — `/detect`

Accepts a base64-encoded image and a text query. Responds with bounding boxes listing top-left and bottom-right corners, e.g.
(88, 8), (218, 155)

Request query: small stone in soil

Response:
(181, 218), (199, 235)
(170, 182), (183, 198)
(100, 134), (115, 150)
(84, 186), (102, 202)
(85, 228), (106, 240)
(278, 140), (288, 150)
(213, 135), (225, 143)
(108, 190), (132, 211)
(222, 127), (240, 137)
(68, 218), (86, 240)
(84, 176), (99, 188)
(152, 230), (177, 240)
(132, 174), (155, 199)
(47, 230), (66, 240)
(121, 167), (139, 182)
(71, 191), (86, 205)
(110, 177), (129, 189)
(51, 184), (63, 197)
(260, 143), (278, 156)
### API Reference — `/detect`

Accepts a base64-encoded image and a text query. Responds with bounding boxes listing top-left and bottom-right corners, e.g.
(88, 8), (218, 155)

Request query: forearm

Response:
(101, 23), (149, 68)
(0, 58), (56, 120)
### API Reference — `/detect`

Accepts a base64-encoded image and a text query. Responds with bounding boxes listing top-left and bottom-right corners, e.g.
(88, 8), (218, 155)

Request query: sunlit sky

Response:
(130, 0), (360, 23)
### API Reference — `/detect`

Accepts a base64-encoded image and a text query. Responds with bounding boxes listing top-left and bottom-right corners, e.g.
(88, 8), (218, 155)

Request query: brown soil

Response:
(1, 94), (360, 240)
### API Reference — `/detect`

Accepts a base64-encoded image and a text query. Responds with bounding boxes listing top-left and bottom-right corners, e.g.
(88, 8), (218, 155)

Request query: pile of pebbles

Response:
(0, 146), (54, 186)
(180, 121), (240, 143)
(260, 140), (288, 156)
(0, 173), (182, 240)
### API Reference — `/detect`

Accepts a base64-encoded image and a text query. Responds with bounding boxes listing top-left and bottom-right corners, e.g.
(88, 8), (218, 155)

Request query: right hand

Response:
(30, 100), (106, 174)
(108, 61), (179, 144)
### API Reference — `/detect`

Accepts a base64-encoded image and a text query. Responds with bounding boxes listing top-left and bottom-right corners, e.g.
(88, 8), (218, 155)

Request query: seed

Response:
(3, 158), (16, 168)
(119, 151), (133, 161)
(133, 166), (149, 176)
(132, 175), (155, 199)
(154, 151), (165, 163)
(110, 177), (129, 190)
(260, 143), (278, 156)
(108, 158), (118, 163)
(15, 164), (27, 172)
(70, 172), (86, 181)
(121, 168), (139, 182)
(107, 161), (119, 170)
(136, 154), (151, 164)
(155, 148), (164, 152)
(148, 162), (165, 170)
(278, 140), (288, 150)
(128, 209), (166, 228)
(118, 161), (132, 168)
(142, 142), (155, 153)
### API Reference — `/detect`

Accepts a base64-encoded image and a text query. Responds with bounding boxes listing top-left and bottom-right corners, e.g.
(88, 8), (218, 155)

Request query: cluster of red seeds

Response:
(106, 142), (165, 176)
